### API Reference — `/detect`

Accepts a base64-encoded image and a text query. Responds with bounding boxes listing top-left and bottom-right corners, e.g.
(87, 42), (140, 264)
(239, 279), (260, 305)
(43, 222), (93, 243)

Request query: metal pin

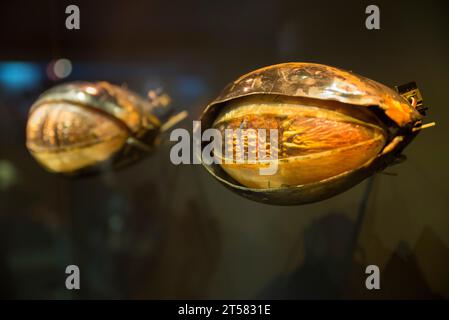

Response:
(412, 122), (436, 132)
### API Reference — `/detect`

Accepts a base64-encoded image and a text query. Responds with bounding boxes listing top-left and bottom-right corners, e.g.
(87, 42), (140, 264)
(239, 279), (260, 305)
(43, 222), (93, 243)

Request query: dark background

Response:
(0, 0), (448, 299)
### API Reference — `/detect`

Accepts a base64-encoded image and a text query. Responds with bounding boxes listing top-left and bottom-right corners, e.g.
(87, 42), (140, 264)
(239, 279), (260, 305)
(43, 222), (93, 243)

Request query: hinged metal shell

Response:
(26, 82), (171, 175)
(200, 63), (424, 205)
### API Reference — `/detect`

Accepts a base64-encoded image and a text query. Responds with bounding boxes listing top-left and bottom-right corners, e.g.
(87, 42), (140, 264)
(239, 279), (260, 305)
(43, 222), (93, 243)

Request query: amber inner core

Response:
(26, 102), (128, 173)
(212, 95), (387, 189)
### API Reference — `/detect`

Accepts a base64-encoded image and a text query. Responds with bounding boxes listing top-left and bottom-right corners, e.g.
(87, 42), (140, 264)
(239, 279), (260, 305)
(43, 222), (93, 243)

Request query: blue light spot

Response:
(176, 75), (207, 98)
(0, 62), (41, 90)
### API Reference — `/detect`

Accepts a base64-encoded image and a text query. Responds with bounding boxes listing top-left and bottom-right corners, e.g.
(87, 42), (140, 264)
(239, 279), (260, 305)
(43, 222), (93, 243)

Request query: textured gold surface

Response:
(212, 95), (386, 188)
(26, 82), (165, 174)
(205, 62), (421, 127)
(200, 62), (424, 205)
(26, 102), (127, 173)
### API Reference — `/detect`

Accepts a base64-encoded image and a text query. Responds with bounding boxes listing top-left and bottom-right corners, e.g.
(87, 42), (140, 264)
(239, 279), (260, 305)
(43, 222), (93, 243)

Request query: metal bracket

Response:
(395, 81), (427, 115)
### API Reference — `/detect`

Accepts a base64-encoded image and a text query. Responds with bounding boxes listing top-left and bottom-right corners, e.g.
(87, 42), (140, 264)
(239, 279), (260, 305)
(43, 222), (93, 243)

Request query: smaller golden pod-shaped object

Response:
(26, 82), (173, 175)
(200, 63), (428, 205)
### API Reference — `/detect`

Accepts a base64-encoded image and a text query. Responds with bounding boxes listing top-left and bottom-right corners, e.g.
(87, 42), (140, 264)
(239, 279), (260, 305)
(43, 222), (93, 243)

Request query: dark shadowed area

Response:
(0, 0), (448, 299)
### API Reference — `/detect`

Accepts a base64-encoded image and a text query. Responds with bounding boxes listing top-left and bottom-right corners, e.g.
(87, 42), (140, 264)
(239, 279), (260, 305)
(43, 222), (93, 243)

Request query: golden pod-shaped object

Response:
(200, 63), (426, 205)
(26, 82), (172, 175)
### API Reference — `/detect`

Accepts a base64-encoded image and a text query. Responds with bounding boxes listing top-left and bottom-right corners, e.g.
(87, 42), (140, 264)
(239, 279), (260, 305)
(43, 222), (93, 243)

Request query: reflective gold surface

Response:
(201, 63), (424, 205)
(26, 102), (128, 173)
(213, 95), (386, 188)
(26, 82), (165, 174)
(207, 63), (421, 127)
